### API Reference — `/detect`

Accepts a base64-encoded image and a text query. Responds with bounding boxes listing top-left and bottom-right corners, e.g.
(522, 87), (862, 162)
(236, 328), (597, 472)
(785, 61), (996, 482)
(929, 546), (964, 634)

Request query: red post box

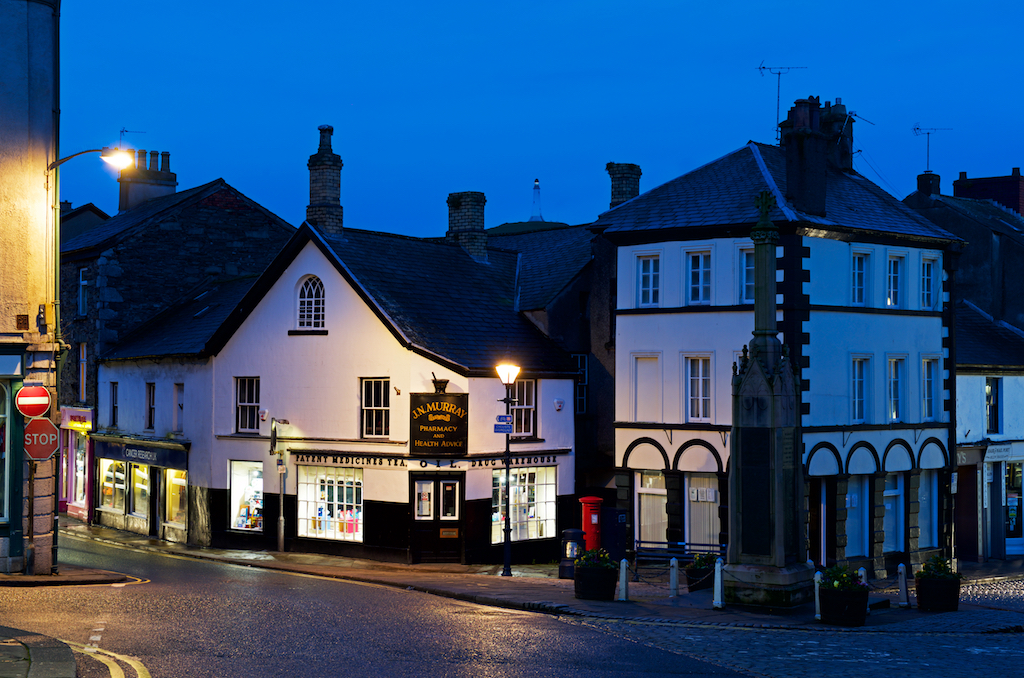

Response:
(579, 496), (603, 551)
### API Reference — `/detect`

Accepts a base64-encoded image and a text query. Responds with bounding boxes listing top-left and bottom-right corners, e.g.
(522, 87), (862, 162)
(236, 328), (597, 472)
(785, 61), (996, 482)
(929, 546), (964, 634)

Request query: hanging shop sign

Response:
(60, 407), (94, 432)
(409, 393), (469, 457)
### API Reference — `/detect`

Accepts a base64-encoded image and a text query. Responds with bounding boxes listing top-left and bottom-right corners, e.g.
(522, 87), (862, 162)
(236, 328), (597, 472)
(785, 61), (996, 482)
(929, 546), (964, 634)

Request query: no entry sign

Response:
(15, 385), (51, 418)
(24, 417), (59, 460)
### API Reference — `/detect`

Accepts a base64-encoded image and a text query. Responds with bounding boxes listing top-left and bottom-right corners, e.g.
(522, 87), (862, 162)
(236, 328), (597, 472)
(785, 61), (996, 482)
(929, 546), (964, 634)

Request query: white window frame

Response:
(632, 354), (662, 423)
(987, 377), (1001, 435)
(883, 472), (905, 553)
(145, 382), (156, 430)
(845, 475), (871, 557)
(573, 354), (588, 414)
(298, 275), (325, 329)
(235, 377), (260, 433)
(110, 382), (118, 428)
(511, 379), (536, 438)
(78, 268), (88, 316)
(740, 248), (755, 304)
(922, 357), (939, 422)
(230, 460), (264, 532)
(684, 354), (713, 423)
(361, 377), (390, 438)
(636, 254), (660, 308)
(918, 469), (939, 549)
(851, 251), (869, 306)
(687, 250), (712, 305)
(851, 355), (870, 424)
(297, 465), (363, 542)
(888, 356), (906, 423)
(921, 257), (937, 310)
(887, 254), (905, 308)
(78, 343), (87, 403)
(636, 470), (668, 543)
(491, 466), (556, 543)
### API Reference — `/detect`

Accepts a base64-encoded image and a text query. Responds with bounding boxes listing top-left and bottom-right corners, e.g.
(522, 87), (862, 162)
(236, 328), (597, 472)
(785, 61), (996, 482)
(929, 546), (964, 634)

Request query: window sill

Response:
(510, 437), (545, 444)
(288, 329), (328, 336)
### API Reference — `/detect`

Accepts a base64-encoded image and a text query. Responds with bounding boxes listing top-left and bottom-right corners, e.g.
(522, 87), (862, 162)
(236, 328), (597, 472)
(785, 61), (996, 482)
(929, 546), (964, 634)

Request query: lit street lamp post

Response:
(270, 417), (290, 552)
(496, 362), (520, 577)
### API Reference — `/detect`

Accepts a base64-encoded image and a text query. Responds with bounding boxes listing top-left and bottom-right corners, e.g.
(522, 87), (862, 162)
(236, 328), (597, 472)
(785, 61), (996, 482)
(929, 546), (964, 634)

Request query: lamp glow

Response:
(100, 147), (133, 170)
(496, 363), (520, 385)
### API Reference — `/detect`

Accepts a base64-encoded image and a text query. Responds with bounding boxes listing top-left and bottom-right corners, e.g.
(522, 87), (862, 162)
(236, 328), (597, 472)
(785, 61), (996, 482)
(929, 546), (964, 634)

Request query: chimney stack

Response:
(118, 148), (178, 212)
(820, 98), (854, 170)
(779, 96), (827, 217)
(306, 125), (344, 237)
(954, 168), (1024, 215)
(917, 171), (941, 196)
(606, 162), (641, 209)
(446, 191), (487, 262)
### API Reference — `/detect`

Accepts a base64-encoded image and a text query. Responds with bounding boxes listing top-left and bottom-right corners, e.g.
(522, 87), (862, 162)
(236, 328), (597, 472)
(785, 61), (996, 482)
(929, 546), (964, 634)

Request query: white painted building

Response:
(593, 97), (962, 577)
(93, 129), (577, 563)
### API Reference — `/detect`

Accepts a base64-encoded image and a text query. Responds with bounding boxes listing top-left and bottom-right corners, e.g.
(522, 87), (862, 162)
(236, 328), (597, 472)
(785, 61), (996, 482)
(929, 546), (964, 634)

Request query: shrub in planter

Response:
(685, 552), (717, 592)
(574, 548), (617, 601)
(915, 556), (963, 612)
(818, 564), (870, 627)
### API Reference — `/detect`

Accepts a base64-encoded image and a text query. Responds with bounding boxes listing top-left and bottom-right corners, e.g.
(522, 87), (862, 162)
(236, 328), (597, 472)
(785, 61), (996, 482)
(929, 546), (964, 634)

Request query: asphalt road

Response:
(0, 537), (744, 677)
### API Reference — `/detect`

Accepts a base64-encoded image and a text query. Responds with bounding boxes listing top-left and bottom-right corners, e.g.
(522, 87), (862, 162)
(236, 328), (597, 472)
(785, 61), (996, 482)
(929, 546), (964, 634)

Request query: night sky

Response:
(58, 1), (1024, 236)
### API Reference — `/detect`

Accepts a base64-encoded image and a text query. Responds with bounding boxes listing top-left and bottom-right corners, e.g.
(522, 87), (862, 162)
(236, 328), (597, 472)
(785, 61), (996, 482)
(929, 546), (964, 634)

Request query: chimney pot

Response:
(119, 148), (178, 212)
(959, 171), (968, 181)
(149, 150), (159, 171)
(917, 171), (941, 197)
(306, 125), (344, 236)
(137, 149), (146, 169)
(161, 151), (170, 173)
(1014, 168), (1021, 178)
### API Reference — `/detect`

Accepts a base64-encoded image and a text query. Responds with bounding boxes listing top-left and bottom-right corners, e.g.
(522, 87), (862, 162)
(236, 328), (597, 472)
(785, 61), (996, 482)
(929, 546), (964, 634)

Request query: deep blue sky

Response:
(59, 1), (1024, 237)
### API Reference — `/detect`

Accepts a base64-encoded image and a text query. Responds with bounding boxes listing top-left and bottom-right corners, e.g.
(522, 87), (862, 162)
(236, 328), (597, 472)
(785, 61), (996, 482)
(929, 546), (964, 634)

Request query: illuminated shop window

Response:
(491, 466), (556, 543)
(297, 466), (363, 542)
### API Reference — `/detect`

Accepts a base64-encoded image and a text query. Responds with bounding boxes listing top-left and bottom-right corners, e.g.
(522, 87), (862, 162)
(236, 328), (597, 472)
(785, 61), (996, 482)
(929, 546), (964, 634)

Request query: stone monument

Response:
(724, 191), (813, 607)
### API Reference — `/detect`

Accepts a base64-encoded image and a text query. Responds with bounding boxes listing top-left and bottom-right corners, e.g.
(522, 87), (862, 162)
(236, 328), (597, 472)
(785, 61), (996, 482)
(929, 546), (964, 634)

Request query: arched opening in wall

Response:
(625, 441), (669, 544)
(883, 443), (913, 555)
(676, 442), (723, 550)
(845, 444), (879, 560)
(806, 443), (841, 567)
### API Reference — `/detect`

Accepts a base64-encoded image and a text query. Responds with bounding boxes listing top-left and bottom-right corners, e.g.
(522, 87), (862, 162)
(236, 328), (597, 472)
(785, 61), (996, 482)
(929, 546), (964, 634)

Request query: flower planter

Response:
(684, 567), (714, 591)
(916, 578), (961, 612)
(818, 586), (869, 627)
(574, 567), (617, 601)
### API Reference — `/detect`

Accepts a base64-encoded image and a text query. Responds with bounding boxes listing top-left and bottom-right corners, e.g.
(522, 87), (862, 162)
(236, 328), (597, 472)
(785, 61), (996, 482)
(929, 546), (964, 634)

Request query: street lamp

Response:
(47, 146), (133, 171)
(270, 417), (290, 552)
(496, 362), (520, 577)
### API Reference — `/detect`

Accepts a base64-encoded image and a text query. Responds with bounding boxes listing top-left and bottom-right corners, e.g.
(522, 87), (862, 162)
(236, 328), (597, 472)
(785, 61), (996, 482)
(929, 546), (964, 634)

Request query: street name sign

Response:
(494, 424), (513, 434)
(495, 415), (512, 423)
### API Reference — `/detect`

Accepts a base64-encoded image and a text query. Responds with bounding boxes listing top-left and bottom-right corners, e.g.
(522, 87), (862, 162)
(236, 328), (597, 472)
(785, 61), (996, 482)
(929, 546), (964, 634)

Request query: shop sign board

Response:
(409, 393), (469, 457)
(24, 417), (59, 460)
(15, 385), (50, 418)
(60, 407), (94, 432)
(94, 439), (188, 470)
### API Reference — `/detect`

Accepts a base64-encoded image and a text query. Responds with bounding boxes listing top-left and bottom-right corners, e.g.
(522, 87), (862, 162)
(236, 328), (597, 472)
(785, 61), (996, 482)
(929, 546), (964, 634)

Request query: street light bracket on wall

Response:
(496, 362), (520, 577)
(47, 146), (132, 171)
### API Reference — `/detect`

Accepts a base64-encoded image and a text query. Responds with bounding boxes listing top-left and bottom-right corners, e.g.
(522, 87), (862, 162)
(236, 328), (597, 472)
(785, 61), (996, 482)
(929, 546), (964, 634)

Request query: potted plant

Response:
(685, 552), (717, 592)
(915, 555), (963, 612)
(818, 564), (870, 627)
(573, 548), (618, 600)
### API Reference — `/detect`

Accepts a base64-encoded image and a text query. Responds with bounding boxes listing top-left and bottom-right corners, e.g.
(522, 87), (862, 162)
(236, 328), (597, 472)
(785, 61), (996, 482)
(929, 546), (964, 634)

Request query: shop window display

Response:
(491, 466), (556, 543)
(230, 461), (264, 531)
(130, 464), (149, 517)
(73, 433), (87, 504)
(99, 459), (126, 510)
(297, 466), (363, 541)
(164, 470), (188, 525)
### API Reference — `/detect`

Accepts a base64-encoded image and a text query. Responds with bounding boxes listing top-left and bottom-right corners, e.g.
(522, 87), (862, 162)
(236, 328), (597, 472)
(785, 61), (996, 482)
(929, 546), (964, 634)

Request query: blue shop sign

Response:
(94, 439), (188, 470)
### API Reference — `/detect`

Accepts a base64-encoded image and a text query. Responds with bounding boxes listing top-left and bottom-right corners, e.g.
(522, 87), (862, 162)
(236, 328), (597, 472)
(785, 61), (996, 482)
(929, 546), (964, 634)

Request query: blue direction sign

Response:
(494, 424), (513, 434)
(496, 415), (512, 423)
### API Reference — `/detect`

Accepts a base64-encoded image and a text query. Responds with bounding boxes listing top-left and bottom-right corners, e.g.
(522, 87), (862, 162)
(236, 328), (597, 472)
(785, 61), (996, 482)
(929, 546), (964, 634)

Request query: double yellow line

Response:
(64, 640), (151, 678)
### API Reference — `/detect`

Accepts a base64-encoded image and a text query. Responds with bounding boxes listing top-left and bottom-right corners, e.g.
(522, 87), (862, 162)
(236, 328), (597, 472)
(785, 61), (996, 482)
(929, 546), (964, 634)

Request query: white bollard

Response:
(618, 558), (629, 601)
(857, 567), (870, 615)
(814, 571), (822, 620)
(898, 563), (909, 608)
(670, 557), (679, 598)
(712, 557), (725, 609)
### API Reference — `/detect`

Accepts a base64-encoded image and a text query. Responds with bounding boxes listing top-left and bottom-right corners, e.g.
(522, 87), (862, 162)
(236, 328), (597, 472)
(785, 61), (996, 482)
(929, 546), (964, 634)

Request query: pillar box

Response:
(579, 496), (603, 551)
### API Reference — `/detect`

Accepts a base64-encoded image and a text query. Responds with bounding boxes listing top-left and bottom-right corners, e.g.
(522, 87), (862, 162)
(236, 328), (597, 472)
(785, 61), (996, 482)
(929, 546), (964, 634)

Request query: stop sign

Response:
(15, 385), (51, 418)
(24, 418), (59, 460)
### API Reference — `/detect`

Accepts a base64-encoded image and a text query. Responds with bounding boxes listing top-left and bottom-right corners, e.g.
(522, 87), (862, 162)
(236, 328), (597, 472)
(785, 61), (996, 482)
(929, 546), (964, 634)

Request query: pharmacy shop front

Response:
(92, 436), (190, 543)
(288, 449), (573, 565)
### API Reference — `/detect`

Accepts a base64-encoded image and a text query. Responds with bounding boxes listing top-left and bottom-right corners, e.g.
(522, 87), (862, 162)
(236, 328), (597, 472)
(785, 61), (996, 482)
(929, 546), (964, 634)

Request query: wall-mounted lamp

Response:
(47, 146), (133, 172)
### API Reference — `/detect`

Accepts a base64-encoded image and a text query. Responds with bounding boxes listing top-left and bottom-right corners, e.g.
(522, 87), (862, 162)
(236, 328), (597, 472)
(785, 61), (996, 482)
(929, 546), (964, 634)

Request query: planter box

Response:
(685, 567), (714, 591)
(819, 586), (869, 627)
(574, 567), (617, 601)
(916, 577), (961, 612)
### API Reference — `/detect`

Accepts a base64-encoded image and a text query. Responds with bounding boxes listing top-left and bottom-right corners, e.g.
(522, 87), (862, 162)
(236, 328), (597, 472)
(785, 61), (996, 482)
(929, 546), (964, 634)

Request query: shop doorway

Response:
(1006, 462), (1024, 555)
(410, 474), (463, 563)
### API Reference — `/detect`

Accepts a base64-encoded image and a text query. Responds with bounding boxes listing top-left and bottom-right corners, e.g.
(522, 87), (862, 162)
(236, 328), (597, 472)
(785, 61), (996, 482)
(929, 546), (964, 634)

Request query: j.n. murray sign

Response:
(409, 393), (468, 457)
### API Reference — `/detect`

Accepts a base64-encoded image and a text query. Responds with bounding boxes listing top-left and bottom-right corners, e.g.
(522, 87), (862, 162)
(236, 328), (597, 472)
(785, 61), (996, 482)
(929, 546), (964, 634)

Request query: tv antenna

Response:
(118, 127), (146, 147)
(912, 124), (952, 172)
(758, 61), (807, 142)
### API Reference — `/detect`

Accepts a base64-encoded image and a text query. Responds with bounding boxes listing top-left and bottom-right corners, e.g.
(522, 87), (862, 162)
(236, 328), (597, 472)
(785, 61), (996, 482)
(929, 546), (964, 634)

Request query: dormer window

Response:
(298, 276), (325, 329)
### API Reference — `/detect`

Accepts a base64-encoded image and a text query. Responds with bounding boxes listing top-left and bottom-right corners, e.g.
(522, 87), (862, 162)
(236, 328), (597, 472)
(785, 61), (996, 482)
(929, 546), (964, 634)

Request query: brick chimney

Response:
(306, 125), (344, 236)
(820, 98), (854, 171)
(118, 149), (178, 212)
(779, 97), (827, 217)
(606, 162), (641, 209)
(446, 191), (487, 262)
(953, 167), (1024, 214)
(917, 171), (941, 196)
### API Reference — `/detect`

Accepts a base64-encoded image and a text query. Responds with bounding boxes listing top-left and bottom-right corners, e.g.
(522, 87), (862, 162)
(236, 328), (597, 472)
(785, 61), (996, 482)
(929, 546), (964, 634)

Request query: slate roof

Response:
(103, 276), (258, 360)
(62, 179), (250, 253)
(956, 301), (1024, 369)
(907, 192), (1024, 245)
(489, 223), (593, 310)
(322, 228), (573, 375)
(104, 225), (574, 376)
(593, 142), (957, 242)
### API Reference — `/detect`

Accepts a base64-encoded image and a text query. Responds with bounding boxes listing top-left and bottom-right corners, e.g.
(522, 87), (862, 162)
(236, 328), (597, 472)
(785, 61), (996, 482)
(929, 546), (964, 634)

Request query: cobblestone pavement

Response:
(962, 579), (1024, 615)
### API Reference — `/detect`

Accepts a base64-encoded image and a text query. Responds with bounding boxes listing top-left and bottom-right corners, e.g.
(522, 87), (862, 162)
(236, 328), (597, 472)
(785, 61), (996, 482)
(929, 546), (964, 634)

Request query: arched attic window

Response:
(298, 276), (325, 329)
